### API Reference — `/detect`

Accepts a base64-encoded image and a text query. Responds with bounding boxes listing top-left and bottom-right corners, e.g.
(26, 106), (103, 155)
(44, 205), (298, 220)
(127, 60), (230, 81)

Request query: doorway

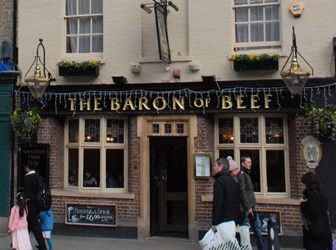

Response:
(150, 136), (188, 238)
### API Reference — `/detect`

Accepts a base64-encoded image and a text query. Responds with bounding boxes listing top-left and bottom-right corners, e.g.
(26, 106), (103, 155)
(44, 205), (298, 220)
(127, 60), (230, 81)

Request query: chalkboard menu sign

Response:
(65, 203), (117, 227)
(18, 144), (50, 189)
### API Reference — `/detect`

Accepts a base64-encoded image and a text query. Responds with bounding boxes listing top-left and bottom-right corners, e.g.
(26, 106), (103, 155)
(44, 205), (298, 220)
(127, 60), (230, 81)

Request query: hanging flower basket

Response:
(58, 60), (100, 77)
(305, 105), (336, 141)
(10, 108), (42, 142)
(231, 53), (279, 72)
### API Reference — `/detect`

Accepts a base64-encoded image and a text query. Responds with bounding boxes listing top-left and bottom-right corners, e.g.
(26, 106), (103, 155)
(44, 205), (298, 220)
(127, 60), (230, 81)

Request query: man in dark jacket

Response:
(237, 156), (267, 250)
(23, 161), (47, 250)
(212, 158), (241, 232)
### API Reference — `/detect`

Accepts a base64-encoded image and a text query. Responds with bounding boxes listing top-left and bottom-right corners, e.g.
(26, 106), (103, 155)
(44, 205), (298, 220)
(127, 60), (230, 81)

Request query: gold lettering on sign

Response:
(250, 94), (260, 109)
(69, 98), (77, 111)
(94, 98), (102, 111)
(221, 95), (233, 109)
(80, 98), (91, 111)
(110, 98), (121, 111)
(236, 95), (246, 109)
(153, 97), (167, 111)
(138, 97), (151, 110)
(172, 97), (185, 110)
(122, 97), (136, 111)
(264, 94), (272, 108)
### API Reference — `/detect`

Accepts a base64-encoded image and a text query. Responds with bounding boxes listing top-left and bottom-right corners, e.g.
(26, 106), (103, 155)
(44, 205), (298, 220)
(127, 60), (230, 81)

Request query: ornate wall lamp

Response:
(280, 27), (313, 95)
(23, 39), (55, 99)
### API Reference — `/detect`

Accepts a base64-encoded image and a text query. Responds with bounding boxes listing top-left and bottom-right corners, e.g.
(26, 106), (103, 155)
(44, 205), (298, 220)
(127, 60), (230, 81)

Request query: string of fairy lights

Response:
(14, 82), (336, 114)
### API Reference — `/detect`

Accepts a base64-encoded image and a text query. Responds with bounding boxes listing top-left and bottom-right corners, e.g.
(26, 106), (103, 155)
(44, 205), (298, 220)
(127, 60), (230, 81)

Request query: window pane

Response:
(218, 118), (234, 144)
(83, 149), (100, 187)
(240, 118), (258, 143)
(266, 22), (279, 41)
(66, 0), (77, 15)
(266, 150), (285, 192)
(79, 36), (90, 53)
(92, 16), (103, 33)
(250, 7), (263, 21)
(84, 119), (100, 142)
(68, 119), (79, 142)
(92, 35), (103, 52)
(219, 150), (235, 159)
(106, 119), (124, 143)
(240, 150), (261, 192)
(67, 19), (78, 34)
(152, 124), (159, 134)
(165, 124), (172, 134)
(79, 0), (90, 14)
(79, 17), (90, 34)
(235, 8), (248, 22)
(250, 0), (263, 3)
(234, 0), (247, 5)
(106, 149), (124, 188)
(91, 0), (103, 14)
(265, 117), (284, 144)
(236, 24), (249, 43)
(176, 123), (184, 134)
(68, 148), (78, 186)
(66, 37), (77, 53)
(251, 23), (264, 42)
(265, 5), (279, 20)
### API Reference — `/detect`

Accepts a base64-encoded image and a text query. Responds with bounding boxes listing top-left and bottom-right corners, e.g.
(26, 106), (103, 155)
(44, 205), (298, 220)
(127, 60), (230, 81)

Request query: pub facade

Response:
(13, 0), (336, 241)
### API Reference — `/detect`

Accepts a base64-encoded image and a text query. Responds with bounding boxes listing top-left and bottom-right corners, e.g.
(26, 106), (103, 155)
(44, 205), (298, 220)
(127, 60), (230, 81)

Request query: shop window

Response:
(65, 0), (103, 54)
(233, 0), (281, 51)
(216, 115), (288, 197)
(65, 117), (127, 191)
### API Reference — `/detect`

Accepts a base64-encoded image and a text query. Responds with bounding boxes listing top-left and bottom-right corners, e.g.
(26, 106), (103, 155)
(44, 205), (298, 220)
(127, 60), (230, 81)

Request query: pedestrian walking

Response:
(237, 156), (267, 250)
(300, 172), (332, 250)
(23, 161), (47, 250)
(39, 209), (54, 250)
(8, 192), (33, 250)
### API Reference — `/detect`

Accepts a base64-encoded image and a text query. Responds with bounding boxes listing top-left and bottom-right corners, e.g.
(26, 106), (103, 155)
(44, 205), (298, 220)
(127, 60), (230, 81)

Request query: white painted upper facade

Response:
(17, 0), (336, 86)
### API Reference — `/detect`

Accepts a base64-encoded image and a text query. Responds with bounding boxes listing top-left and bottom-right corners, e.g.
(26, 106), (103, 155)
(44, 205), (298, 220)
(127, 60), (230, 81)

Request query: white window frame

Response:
(215, 114), (290, 198)
(232, 0), (281, 51)
(64, 116), (128, 193)
(63, 0), (103, 58)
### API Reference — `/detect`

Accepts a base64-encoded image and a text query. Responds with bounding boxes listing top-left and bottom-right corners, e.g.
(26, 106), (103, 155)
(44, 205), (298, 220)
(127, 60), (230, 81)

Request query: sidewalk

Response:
(0, 232), (303, 250)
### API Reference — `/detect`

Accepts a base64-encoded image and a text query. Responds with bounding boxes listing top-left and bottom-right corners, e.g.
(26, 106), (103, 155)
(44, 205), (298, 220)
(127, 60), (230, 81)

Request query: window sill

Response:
(201, 194), (300, 206)
(51, 188), (135, 200)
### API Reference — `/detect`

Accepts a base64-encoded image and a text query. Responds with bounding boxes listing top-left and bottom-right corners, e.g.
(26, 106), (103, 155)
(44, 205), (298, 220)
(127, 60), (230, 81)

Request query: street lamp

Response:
(23, 39), (55, 99)
(280, 27), (313, 95)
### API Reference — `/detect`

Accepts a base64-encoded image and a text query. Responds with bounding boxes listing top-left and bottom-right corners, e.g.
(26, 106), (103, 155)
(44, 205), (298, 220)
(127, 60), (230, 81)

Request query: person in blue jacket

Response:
(39, 209), (54, 250)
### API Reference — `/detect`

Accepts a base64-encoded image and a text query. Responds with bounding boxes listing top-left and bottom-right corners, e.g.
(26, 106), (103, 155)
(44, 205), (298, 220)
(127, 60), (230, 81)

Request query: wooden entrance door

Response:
(150, 137), (188, 237)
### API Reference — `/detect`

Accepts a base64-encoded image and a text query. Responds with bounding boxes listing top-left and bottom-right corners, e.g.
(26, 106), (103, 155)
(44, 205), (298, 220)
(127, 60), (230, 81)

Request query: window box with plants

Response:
(58, 60), (100, 77)
(231, 53), (279, 72)
(305, 105), (336, 141)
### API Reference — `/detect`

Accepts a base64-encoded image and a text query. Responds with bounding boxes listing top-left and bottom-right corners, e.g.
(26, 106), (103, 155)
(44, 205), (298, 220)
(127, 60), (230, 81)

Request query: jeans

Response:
(240, 207), (267, 250)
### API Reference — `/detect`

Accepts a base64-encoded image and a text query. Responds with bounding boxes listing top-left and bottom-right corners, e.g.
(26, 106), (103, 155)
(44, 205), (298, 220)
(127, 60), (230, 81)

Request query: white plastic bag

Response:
(217, 220), (236, 243)
(239, 225), (252, 250)
(199, 228), (224, 250)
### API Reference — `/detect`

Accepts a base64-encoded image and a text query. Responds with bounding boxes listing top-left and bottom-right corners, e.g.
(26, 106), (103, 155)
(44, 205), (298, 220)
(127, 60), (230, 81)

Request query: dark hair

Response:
(301, 172), (318, 188)
(16, 192), (27, 217)
(24, 160), (37, 170)
(215, 158), (230, 172)
(240, 156), (251, 165)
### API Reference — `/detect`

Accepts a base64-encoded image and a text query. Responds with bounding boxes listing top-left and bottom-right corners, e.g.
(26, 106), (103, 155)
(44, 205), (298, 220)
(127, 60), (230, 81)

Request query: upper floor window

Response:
(233, 0), (280, 51)
(65, 0), (103, 53)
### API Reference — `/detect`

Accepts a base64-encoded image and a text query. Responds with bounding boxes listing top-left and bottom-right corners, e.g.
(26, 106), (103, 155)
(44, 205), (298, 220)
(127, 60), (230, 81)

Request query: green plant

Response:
(10, 108), (42, 142)
(305, 105), (336, 141)
(57, 60), (100, 70)
(230, 53), (279, 62)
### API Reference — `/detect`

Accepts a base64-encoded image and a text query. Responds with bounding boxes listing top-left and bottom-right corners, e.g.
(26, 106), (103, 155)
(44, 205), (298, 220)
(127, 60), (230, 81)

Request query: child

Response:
(38, 208), (54, 250)
(8, 192), (32, 250)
